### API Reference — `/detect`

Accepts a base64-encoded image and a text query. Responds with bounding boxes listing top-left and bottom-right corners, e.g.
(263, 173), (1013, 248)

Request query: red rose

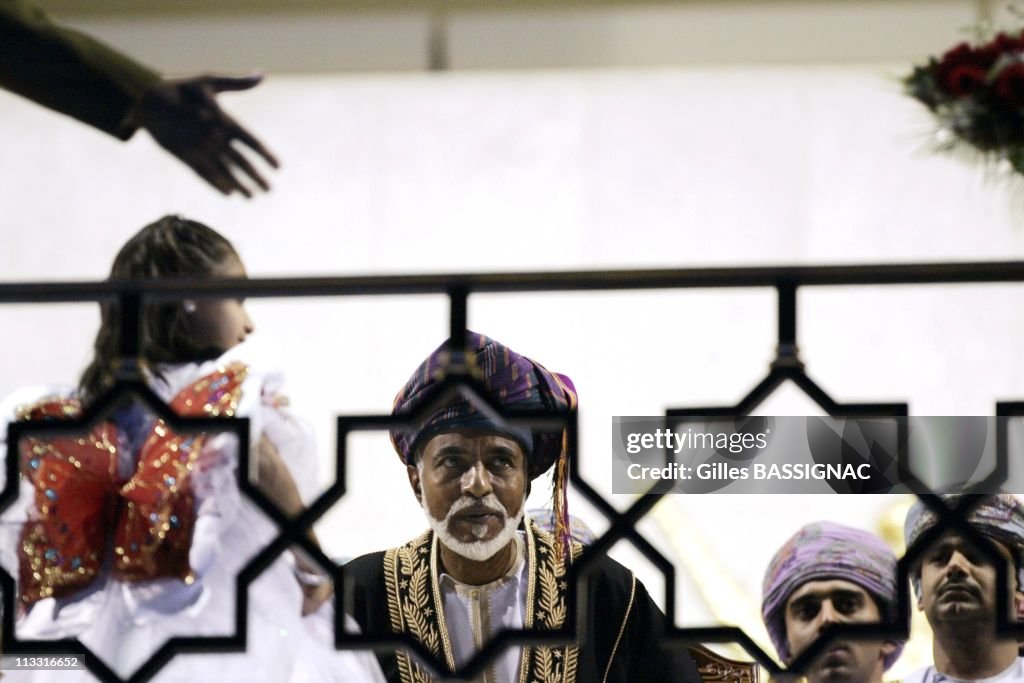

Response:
(943, 65), (987, 96)
(939, 42), (975, 65)
(995, 62), (1024, 105)
(994, 32), (1023, 53)
(974, 42), (1004, 68)
(936, 42), (996, 95)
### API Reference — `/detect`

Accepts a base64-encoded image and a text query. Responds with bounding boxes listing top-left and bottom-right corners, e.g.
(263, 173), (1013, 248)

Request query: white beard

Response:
(423, 493), (525, 562)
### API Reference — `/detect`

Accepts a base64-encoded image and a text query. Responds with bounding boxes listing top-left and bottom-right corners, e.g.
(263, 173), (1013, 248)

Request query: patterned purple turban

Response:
(762, 521), (902, 668)
(390, 332), (576, 478)
(391, 332), (578, 557)
(904, 493), (1024, 591)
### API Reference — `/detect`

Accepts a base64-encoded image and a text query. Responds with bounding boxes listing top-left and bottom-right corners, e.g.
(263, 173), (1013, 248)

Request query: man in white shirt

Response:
(902, 493), (1024, 683)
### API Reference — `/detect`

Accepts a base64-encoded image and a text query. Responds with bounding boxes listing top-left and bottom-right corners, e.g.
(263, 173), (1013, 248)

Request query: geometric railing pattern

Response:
(1, 260), (1022, 681)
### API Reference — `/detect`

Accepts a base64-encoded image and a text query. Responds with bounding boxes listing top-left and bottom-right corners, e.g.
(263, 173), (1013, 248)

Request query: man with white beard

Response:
(344, 332), (702, 683)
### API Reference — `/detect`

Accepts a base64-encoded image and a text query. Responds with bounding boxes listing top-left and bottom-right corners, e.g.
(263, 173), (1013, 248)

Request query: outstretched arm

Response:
(0, 0), (277, 196)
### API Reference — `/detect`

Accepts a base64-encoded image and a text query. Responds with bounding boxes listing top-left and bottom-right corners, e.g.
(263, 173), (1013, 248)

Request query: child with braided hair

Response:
(0, 216), (382, 681)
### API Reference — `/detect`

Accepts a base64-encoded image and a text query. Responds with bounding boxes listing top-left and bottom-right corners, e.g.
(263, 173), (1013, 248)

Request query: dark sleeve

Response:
(587, 559), (702, 683)
(344, 552), (386, 634)
(0, 0), (160, 139)
(624, 579), (703, 683)
(343, 552), (401, 683)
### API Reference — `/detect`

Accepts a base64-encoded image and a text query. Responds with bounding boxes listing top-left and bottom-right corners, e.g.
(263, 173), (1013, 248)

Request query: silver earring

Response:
(183, 300), (197, 314)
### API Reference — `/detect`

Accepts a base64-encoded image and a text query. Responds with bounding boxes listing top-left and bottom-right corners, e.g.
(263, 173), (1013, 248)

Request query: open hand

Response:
(135, 74), (279, 197)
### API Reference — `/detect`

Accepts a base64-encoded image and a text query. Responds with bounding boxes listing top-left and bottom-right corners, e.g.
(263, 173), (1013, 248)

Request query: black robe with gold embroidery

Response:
(345, 521), (701, 683)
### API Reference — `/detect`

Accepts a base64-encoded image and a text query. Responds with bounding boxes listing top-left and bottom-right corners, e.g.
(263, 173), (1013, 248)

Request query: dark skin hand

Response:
(134, 74), (279, 197)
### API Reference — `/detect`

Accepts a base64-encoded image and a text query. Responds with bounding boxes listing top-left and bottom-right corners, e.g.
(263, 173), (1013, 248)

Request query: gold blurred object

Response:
(689, 644), (760, 683)
(878, 495), (914, 555)
(653, 498), (773, 665)
(877, 496), (933, 679)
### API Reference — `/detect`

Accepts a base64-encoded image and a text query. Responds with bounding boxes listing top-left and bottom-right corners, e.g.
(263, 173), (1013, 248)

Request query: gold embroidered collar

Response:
(383, 520), (581, 683)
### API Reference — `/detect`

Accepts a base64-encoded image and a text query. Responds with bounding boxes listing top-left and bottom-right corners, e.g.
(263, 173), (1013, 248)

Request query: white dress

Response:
(0, 347), (385, 682)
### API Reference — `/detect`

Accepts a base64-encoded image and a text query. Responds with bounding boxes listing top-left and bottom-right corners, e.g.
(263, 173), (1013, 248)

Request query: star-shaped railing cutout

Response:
(898, 492), (1024, 649)
(659, 357), (911, 678)
(325, 371), (585, 681)
(0, 375), (309, 683)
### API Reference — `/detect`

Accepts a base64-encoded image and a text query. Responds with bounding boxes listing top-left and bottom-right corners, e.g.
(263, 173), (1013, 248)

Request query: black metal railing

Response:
(1, 260), (1022, 682)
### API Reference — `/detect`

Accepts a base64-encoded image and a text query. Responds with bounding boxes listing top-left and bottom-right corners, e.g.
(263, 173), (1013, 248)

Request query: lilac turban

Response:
(904, 493), (1024, 590)
(762, 521), (902, 669)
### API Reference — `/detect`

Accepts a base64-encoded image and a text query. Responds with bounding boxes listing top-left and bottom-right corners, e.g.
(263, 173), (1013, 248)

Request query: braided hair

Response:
(79, 215), (239, 403)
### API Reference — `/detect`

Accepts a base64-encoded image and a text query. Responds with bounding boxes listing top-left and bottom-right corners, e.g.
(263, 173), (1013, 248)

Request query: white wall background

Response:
(3, 1), (1024, 676)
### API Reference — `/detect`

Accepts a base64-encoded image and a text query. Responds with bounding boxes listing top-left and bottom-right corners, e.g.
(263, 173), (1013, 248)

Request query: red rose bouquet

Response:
(907, 30), (1024, 172)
